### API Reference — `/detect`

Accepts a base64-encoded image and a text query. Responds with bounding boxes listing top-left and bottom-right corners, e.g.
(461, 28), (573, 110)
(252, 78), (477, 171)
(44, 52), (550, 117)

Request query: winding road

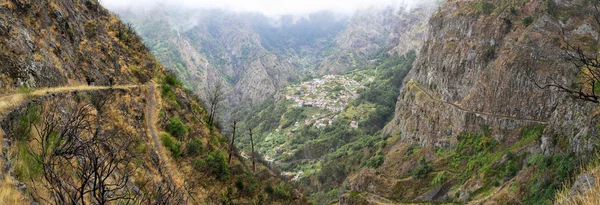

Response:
(411, 82), (548, 124)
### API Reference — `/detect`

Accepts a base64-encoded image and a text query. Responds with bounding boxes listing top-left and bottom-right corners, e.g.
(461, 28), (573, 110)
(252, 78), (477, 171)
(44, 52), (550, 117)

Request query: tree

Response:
(250, 128), (256, 173)
(25, 98), (139, 205)
(228, 120), (237, 164)
(206, 81), (226, 125)
(534, 5), (600, 103)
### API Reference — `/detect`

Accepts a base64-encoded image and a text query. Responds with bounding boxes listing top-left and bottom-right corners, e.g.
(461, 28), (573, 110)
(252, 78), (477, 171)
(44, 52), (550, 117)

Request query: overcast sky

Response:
(101, 0), (430, 16)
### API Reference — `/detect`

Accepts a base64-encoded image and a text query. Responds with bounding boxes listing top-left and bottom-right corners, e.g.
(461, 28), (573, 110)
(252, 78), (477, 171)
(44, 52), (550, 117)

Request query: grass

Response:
(0, 130), (27, 204)
(555, 156), (600, 205)
(0, 173), (27, 204)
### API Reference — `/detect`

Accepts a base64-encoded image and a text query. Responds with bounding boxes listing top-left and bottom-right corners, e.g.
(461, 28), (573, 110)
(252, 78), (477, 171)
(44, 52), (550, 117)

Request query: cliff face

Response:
(385, 0), (599, 151)
(0, 0), (159, 94)
(335, 1), (600, 204)
(317, 6), (434, 75)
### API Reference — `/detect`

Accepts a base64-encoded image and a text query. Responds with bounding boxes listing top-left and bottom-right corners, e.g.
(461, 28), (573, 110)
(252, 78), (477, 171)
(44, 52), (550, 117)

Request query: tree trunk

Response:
(228, 121), (237, 164)
(250, 128), (255, 173)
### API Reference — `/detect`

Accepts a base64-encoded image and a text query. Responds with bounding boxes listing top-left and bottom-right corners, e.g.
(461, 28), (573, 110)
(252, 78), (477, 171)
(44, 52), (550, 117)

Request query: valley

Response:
(0, 0), (599, 204)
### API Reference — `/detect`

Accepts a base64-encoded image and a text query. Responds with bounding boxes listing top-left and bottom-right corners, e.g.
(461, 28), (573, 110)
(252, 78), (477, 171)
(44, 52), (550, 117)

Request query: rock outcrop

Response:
(384, 0), (599, 151)
(0, 0), (159, 94)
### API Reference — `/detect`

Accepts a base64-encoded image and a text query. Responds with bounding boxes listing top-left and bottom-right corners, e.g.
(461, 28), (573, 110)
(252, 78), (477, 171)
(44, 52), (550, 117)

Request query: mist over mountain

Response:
(109, 3), (436, 115)
(2, 0), (600, 204)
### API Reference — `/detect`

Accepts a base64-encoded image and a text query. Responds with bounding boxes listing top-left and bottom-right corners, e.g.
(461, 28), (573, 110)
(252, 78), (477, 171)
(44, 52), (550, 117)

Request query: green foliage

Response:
(164, 74), (182, 87)
(523, 16), (534, 26)
(186, 138), (204, 156)
(365, 154), (385, 168)
(14, 141), (43, 180)
(196, 151), (230, 181)
(524, 154), (579, 204)
(355, 51), (416, 133)
(317, 162), (347, 186)
(166, 117), (187, 139)
(272, 182), (293, 201)
(475, 0), (495, 15)
(235, 180), (245, 190)
(431, 171), (447, 186)
(161, 133), (182, 159)
(412, 157), (432, 179)
(265, 185), (274, 194)
(16, 104), (39, 141)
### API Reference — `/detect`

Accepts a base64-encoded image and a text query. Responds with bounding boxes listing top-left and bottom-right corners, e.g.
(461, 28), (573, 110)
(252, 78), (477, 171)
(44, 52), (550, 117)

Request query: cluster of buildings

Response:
(284, 75), (363, 113)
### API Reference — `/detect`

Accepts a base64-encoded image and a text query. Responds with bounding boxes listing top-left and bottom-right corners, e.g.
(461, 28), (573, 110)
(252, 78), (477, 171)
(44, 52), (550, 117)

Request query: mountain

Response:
(109, 4), (436, 114)
(339, 0), (600, 204)
(0, 0), (306, 204)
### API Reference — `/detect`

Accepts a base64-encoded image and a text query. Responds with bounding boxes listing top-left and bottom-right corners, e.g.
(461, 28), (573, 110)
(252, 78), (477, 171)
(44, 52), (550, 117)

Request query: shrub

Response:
(167, 117), (187, 139)
(205, 151), (230, 181)
(412, 157), (432, 179)
(186, 138), (204, 157)
(523, 16), (533, 26)
(161, 133), (182, 159)
(164, 74), (182, 87)
(265, 185), (274, 194)
(235, 180), (245, 190)
(431, 171), (447, 185)
(365, 155), (385, 168)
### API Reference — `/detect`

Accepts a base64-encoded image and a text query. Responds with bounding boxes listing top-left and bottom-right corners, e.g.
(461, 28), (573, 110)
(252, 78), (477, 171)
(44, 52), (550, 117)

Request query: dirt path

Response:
(412, 82), (548, 124)
(144, 84), (188, 199)
(0, 85), (139, 117)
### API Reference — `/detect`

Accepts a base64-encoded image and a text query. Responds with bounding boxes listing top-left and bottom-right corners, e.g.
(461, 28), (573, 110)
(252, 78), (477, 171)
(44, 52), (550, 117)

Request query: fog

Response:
(100, 0), (435, 16)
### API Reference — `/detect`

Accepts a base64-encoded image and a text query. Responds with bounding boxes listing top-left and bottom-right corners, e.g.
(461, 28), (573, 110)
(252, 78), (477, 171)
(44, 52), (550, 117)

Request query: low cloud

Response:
(101, 0), (436, 16)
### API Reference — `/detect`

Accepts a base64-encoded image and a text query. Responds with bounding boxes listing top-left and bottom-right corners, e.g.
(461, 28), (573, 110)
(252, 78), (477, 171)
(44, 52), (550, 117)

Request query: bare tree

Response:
(534, 5), (600, 103)
(206, 81), (226, 126)
(249, 128), (256, 173)
(228, 120), (237, 164)
(25, 98), (139, 205)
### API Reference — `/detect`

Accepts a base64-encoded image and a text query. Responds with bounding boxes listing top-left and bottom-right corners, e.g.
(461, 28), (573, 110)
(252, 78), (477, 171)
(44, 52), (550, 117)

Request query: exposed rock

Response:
(384, 0), (599, 152)
(566, 174), (596, 201)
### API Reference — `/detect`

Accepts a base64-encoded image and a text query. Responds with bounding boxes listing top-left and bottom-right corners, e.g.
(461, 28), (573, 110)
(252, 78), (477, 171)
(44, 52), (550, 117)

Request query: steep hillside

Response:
(0, 0), (306, 204)
(316, 6), (434, 75)
(338, 0), (600, 204)
(109, 4), (436, 113)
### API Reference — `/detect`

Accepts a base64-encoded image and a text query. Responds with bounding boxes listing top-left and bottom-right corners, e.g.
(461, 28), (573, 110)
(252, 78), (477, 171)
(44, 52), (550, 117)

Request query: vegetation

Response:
(161, 132), (183, 158)
(523, 16), (533, 26)
(166, 117), (187, 139)
(194, 151), (231, 181)
(412, 157), (432, 179)
(186, 138), (205, 156)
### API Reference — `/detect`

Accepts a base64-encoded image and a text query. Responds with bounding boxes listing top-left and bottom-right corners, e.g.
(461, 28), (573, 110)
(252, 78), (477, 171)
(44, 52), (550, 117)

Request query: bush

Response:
(205, 151), (230, 181)
(431, 171), (447, 185)
(523, 16), (533, 26)
(161, 133), (182, 159)
(412, 157), (432, 179)
(265, 185), (274, 194)
(167, 117), (187, 139)
(235, 180), (245, 190)
(365, 155), (385, 168)
(164, 74), (182, 87)
(186, 138), (204, 157)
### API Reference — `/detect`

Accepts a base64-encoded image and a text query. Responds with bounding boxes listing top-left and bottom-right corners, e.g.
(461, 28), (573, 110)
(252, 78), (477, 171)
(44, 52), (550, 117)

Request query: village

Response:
(240, 74), (368, 182)
(283, 74), (364, 130)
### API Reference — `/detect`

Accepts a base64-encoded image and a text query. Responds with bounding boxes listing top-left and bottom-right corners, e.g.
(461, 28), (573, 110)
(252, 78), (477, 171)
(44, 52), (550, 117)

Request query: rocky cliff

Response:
(317, 5), (435, 75)
(0, 0), (159, 94)
(385, 0), (599, 151)
(338, 0), (600, 204)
